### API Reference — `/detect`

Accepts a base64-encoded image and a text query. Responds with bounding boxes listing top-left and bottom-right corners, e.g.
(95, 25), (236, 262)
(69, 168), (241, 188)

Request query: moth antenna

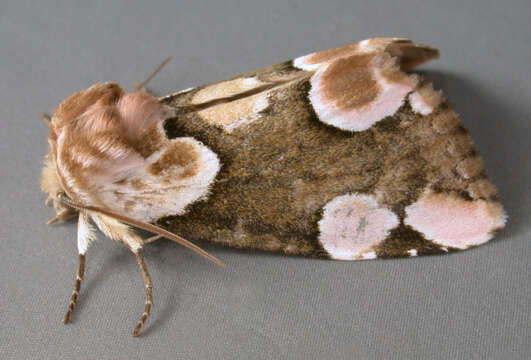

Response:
(134, 56), (173, 91)
(59, 195), (225, 267)
(40, 113), (51, 126)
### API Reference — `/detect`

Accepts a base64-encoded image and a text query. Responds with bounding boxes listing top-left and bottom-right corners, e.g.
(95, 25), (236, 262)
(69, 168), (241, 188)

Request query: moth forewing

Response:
(159, 38), (505, 260)
(41, 37), (506, 336)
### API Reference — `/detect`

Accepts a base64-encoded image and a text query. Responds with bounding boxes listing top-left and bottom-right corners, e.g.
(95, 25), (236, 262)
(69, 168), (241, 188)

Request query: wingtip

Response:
(385, 39), (440, 70)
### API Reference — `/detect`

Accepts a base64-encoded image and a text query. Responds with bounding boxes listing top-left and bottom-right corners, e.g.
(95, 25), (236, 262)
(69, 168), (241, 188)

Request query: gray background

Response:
(1, 0), (529, 359)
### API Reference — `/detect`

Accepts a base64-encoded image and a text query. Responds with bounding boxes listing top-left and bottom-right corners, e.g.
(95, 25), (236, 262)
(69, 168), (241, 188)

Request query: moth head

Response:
(40, 82), (173, 216)
(41, 82), (219, 223)
(40, 82), (223, 268)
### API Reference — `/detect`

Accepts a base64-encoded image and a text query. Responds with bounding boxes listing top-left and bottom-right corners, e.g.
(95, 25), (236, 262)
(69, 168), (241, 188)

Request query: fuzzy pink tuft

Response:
(408, 83), (444, 115)
(309, 55), (417, 132)
(404, 192), (506, 249)
(318, 194), (399, 260)
(117, 91), (172, 140)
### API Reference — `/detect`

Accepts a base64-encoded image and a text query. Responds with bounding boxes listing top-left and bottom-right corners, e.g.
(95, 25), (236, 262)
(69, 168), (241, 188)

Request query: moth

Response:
(41, 38), (507, 336)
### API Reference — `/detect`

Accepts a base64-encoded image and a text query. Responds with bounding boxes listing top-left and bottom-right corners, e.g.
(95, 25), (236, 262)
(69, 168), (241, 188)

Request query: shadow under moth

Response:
(40, 38), (507, 336)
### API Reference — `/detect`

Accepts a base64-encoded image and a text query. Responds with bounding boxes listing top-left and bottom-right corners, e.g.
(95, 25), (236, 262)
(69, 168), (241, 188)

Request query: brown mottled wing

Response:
(158, 38), (506, 260)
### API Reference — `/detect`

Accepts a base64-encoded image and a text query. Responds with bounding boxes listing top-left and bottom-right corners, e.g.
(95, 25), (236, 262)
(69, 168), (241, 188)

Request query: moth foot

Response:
(132, 302), (152, 337)
(64, 254), (85, 324)
(132, 251), (153, 337)
(63, 300), (75, 324)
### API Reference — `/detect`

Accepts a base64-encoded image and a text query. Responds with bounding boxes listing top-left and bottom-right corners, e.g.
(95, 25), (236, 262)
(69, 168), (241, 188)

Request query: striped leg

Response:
(132, 250), (153, 337)
(89, 214), (152, 336)
(64, 254), (85, 323)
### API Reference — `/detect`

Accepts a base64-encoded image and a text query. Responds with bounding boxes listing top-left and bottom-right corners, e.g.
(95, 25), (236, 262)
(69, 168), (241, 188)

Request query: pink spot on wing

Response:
(293, 38), (398, 71)
(404, 192), (507, 249)
(309, 54), (418, 132)
(318, 194), (399, 260)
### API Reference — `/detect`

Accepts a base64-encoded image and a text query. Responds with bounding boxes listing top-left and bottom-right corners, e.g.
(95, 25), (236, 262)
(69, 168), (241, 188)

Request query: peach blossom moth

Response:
(41, 38), (507, 336)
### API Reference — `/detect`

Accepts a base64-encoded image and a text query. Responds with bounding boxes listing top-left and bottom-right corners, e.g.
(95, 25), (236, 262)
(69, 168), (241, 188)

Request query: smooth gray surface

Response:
(1, 1), (529, 359)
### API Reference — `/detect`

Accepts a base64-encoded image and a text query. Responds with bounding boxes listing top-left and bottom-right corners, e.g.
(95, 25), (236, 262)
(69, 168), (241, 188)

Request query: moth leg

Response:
(64, 254), (85, 323)
(132, 250), (153, 337)
(64, 212), (96, 323)
(143, 234), (163, 245)
(134, 56), (172, 92)
(90, 214), (153, 337)
(47, 208), (77, 225)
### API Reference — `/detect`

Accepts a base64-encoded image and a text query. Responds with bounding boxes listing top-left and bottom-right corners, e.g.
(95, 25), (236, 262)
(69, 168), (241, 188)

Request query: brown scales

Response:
(52, 83), (124, 129)
(160, 48), (501, 259)
(148, 141), (199, 176)
(41, 38), (505, 337)
(320, 54), (379, 109)
(304, 42), (360, 64)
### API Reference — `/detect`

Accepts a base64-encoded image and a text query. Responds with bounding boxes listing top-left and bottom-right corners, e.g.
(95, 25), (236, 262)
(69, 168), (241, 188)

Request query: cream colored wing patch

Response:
(404, 191), (506, 249)
(307, 52), (418, 132)
(294, 38), (440, 132)
(191, 77), (264, 104)
(318, 193), (399, 260)
(196, 91), (269, 133)
(100, 135), (220, 222)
